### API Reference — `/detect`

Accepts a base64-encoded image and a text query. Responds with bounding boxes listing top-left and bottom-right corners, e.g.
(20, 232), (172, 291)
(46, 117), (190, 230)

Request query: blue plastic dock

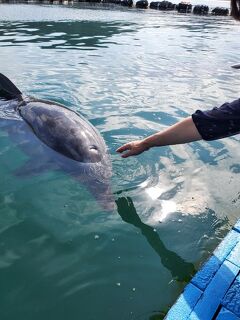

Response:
(165, 219), (240, 320)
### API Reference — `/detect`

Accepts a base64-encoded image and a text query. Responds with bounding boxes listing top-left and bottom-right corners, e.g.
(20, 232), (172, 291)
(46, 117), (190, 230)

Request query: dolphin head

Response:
(18, 100), (108, 164)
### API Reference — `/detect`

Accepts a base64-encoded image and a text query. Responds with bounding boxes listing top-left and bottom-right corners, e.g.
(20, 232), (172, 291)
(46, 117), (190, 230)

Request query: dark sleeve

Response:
(192, 98), (240, 141)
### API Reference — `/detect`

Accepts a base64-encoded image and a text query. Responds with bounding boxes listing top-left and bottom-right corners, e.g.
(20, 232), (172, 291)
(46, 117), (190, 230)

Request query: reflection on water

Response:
(0, 3), (240, 320)
(0, 20), (136, 50)
(116, 196), (196, 282)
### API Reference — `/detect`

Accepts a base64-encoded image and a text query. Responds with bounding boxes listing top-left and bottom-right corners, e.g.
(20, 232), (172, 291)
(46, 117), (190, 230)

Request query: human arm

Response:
(116, 98), (240, 158)
(116, 116), (202, 158)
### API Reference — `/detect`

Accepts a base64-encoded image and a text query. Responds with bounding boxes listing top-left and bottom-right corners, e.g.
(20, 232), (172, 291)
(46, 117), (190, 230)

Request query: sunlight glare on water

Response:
(0, 3), (240, 320)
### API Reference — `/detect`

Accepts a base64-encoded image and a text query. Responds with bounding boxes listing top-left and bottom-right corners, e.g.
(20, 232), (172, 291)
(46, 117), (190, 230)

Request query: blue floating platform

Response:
(165, 219), (240, 320)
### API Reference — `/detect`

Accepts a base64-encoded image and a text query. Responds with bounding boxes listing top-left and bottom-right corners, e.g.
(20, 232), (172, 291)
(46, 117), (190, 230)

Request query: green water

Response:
(0, 3), (240, 319)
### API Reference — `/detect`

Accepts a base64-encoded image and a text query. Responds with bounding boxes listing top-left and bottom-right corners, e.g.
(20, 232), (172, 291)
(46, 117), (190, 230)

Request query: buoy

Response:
(176, 2), (192, 13)
(193, 5), (209, 14)
(120, 0), (133, 6)
(136, 0), (148, 8)
(150, 1), (159, 9)
(211, 7), (229, 16)
(159, 0), (175, 10)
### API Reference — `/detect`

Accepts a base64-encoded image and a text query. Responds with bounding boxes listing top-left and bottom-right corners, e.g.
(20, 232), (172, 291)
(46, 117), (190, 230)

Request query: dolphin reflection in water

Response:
(0, 73), (114, 211)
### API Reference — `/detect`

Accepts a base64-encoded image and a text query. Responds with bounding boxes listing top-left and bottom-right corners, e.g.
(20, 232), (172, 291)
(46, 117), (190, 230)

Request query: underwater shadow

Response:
(116, 196), (196, 283)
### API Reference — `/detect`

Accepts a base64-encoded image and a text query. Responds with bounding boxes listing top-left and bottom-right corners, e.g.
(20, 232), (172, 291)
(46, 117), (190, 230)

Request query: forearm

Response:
(116, 116), (203, 158)
(117, 99), (240, 158)
(142, 116), (202, 149)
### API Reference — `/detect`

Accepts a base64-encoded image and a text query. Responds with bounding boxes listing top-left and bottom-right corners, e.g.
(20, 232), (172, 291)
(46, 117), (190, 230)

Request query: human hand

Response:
(116, 140), (149, 158)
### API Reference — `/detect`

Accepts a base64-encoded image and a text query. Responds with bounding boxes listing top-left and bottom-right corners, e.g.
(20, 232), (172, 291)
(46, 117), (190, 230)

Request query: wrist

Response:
(141, 138), (152, 150)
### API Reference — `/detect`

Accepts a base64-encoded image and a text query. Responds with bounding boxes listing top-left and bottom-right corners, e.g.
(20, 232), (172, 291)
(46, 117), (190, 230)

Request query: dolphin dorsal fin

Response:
(0, 73), (22, 100)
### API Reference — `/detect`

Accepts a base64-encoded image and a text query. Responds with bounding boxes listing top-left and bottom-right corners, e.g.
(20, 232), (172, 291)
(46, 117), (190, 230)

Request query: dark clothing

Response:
(192, 98), (240, 141)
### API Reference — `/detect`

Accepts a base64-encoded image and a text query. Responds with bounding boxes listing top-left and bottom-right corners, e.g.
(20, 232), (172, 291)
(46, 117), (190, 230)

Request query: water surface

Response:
(0, 3), (240, 320)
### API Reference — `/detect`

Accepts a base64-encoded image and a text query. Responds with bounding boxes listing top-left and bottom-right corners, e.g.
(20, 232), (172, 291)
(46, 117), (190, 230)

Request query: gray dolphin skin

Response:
(0, 73), (114, 211)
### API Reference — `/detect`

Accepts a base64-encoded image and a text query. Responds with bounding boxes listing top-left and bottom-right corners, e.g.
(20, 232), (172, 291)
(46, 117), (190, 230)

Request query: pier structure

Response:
(165, 219), (240, 320)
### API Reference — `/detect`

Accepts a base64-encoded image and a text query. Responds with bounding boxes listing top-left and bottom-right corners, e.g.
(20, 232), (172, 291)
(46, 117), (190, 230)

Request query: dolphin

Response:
(0, 73), (114, 211)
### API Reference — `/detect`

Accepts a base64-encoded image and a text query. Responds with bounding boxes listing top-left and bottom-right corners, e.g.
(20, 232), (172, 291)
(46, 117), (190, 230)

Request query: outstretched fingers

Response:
(121, 150), (134, 158)
(116, 143), (134, 158)
(116, 143), (131, 153)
